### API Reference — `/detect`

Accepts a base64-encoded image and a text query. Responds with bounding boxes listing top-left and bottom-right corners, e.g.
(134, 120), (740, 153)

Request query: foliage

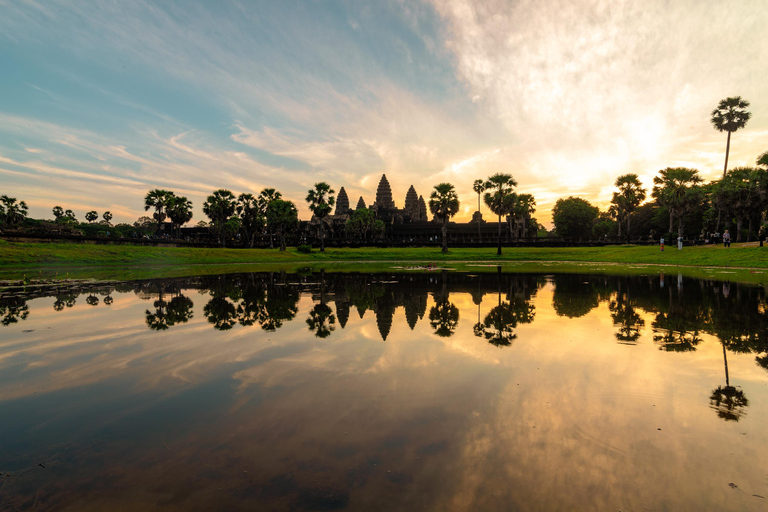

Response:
(266, 199), (299, 251)
(52, 206), (64, 221)
(652, 167), (703, 238)
(611, 174), (646, 242)
(297, 244), (312, 254)
(85, 210), (98, 223)
(552, 197), (598, 239)
(144, 189), (174, 230)
(345, 208), (378, 241)
(259, 188), (282, 248)
(306, 182), (335, 252)
(483, 173), (517, 254)
(0, 195), (28, 227)
(429, 183), (460, 254)
(102, 211), (113, 225)
(236, 193), (263, 248)
(203, 189), (237, 245)
(167, 195), (193, 238)
(711, 96), (751, 176)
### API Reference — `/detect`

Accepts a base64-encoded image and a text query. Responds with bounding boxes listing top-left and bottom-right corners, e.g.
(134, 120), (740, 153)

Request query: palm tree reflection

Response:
(429, 297), (459, 337)
(0, 297), (29, 326)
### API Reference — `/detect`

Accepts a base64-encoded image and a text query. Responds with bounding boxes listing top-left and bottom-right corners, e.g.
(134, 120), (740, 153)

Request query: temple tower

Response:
(335, 187), (349, 215)
(418, 195), (428, 221)
(404, 185), (419, 220)
(375, 174), (395, 210)
(356, 196), (366, 210)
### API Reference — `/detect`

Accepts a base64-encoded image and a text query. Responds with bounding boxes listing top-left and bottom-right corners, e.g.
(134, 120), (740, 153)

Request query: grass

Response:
(1, 239), (767, 283)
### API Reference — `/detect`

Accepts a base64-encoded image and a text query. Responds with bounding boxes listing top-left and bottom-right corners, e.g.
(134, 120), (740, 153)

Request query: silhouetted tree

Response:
(711, 96), (751, 177)
(306, 182), (335, 252)
(429, 183), (460, 254)
(483, 173), (517, 255)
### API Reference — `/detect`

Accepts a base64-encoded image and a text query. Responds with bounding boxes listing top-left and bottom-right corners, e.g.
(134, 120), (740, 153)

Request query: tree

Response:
(306, 182), (335, 252)
(758, 150), (768, 168)
(85, 210), (98, 223)
(64, 209), (77, 223)
(166, 196), (193, 239)
(345, 208), (376, 241)
(429, 183), (460, 254)
(236, 193), (264, 248)
(714, 167), (763, 241)
(711, 97), (751, 177)
(552, 197), (598, 239)
(483, 173), (517, 255)
(0, 195), (28, 227)
(203, 189), (236, 245)
(258, 188), (282, 248)
(144, 189), (174, 234)
(652, 167), (703, 238)
(611, 174), (646, 243)
(428, 297), (460, 337)
(473, 178), (485, 239)
(52, 206), (64, 222)
(266, 199), (299, 251)
(512, 193), (536, 239)
(102, 211), (113, 225)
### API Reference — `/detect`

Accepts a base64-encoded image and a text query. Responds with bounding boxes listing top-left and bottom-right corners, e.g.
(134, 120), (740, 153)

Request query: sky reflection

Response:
(1, 271), (767, 510)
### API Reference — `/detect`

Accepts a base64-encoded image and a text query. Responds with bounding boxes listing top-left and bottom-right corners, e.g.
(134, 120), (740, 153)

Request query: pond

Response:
(1, 269), (767, 511)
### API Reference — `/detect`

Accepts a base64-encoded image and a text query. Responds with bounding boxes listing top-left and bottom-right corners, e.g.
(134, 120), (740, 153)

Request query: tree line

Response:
(2, 96), (763, 247)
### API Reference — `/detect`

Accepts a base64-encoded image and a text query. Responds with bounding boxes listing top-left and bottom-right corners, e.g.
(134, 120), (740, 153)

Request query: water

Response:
(1, 270), (767, 511)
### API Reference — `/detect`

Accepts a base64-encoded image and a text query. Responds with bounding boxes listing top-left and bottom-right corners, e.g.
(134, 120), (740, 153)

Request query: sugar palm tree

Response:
(306, 182), (335, 252)
(711, 96), (751, 177)
(102, 211), (113, 225)
(167, 196), (193, 239)
(0, 196), (28, 227)
(203, 189), (236, 245)
(612, 174), (646, 244)
(144, 189), (174, 235)
(473, 178), (485, 239)
(483, 173), (517, 255)
(757, 150), (768, 168)
(428, 183), (460, 254)
(258, 188), (282, 248)
(651, 168), (703, 238)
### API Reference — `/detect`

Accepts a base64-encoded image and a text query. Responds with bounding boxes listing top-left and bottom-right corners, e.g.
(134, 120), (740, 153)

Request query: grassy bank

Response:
(1, 239), (767, 283)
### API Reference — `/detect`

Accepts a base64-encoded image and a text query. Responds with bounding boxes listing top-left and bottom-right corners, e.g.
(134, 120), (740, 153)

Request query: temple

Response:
(305, 174), (537, 245)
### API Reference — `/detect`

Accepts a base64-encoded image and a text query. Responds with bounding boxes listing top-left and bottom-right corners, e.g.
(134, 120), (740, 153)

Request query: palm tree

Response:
(203, 189), (236, 245)
(612, 174), (646, 243)
(473, 179), (485, 239)
(758, 150), (768, 168)
(711, 96), (751, 177)
(428, 183), (460, 254)
(306, 182), (336, 252)
(167, 196), (193, 239)
(102, 211), (113, 225)
(52, 206), (64, 222)
(258, 188), (282, 248)
(85, 211), (98, 223)
(651, 168), (703, 238)
(512, 193), (536, 239)
(144, 189), (174, 235)
(483, 173), (517, 255)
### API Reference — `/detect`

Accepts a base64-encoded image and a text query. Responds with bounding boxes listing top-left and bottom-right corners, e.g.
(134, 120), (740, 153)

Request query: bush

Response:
(297, 244), (312, 254)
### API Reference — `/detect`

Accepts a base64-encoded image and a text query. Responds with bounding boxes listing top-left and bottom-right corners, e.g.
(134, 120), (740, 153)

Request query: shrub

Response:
(297, 244), (312, 254)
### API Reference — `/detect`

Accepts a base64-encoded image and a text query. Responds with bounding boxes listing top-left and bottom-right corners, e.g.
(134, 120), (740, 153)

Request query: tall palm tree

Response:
(236, 193), (264, 248)
(711, 96), (751, 177)
(428, 183), (460, 254)
(258, 188), (282, 248)
(612, 174), (646, 244)
(144, 189), (174, 235)
(473, 179), (485, 240)
(306, 182), (335, 252)
(483, 173), (517, 255)
(757, 150), (768, 168)
(512, 193), (536, 239)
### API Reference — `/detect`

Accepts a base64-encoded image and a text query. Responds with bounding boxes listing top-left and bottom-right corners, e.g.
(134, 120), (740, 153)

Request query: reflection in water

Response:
(2, 271), (768, 510)
(0, 296), (29, 326)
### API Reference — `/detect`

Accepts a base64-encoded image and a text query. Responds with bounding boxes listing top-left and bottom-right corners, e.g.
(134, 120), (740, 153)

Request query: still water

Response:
(1, 270), (767, 511)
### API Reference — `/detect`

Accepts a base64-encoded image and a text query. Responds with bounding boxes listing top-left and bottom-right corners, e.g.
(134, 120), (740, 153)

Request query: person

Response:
(723, 230), (731, 247)
(660, 237), (665, 251)
(677, 236), (683, 250)
(713, 231), (719, 245)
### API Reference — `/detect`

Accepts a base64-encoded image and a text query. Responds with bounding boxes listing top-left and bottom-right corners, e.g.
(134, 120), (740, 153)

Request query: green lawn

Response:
(1, 239), (766, 282)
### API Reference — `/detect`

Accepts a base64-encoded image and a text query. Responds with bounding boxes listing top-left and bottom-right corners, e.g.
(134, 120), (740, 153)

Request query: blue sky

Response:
(2, 0), (767, 226)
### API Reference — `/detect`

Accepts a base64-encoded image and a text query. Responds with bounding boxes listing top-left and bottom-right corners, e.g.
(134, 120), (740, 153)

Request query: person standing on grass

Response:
(678, 236), (683, 250)
(723, 230), (731, 247)
(660, 237), (665, 251)
(713, 231), (720, 245)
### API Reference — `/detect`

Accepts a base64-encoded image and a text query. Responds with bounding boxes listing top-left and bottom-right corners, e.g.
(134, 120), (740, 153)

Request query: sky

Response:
(1, 0), (767, 227)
